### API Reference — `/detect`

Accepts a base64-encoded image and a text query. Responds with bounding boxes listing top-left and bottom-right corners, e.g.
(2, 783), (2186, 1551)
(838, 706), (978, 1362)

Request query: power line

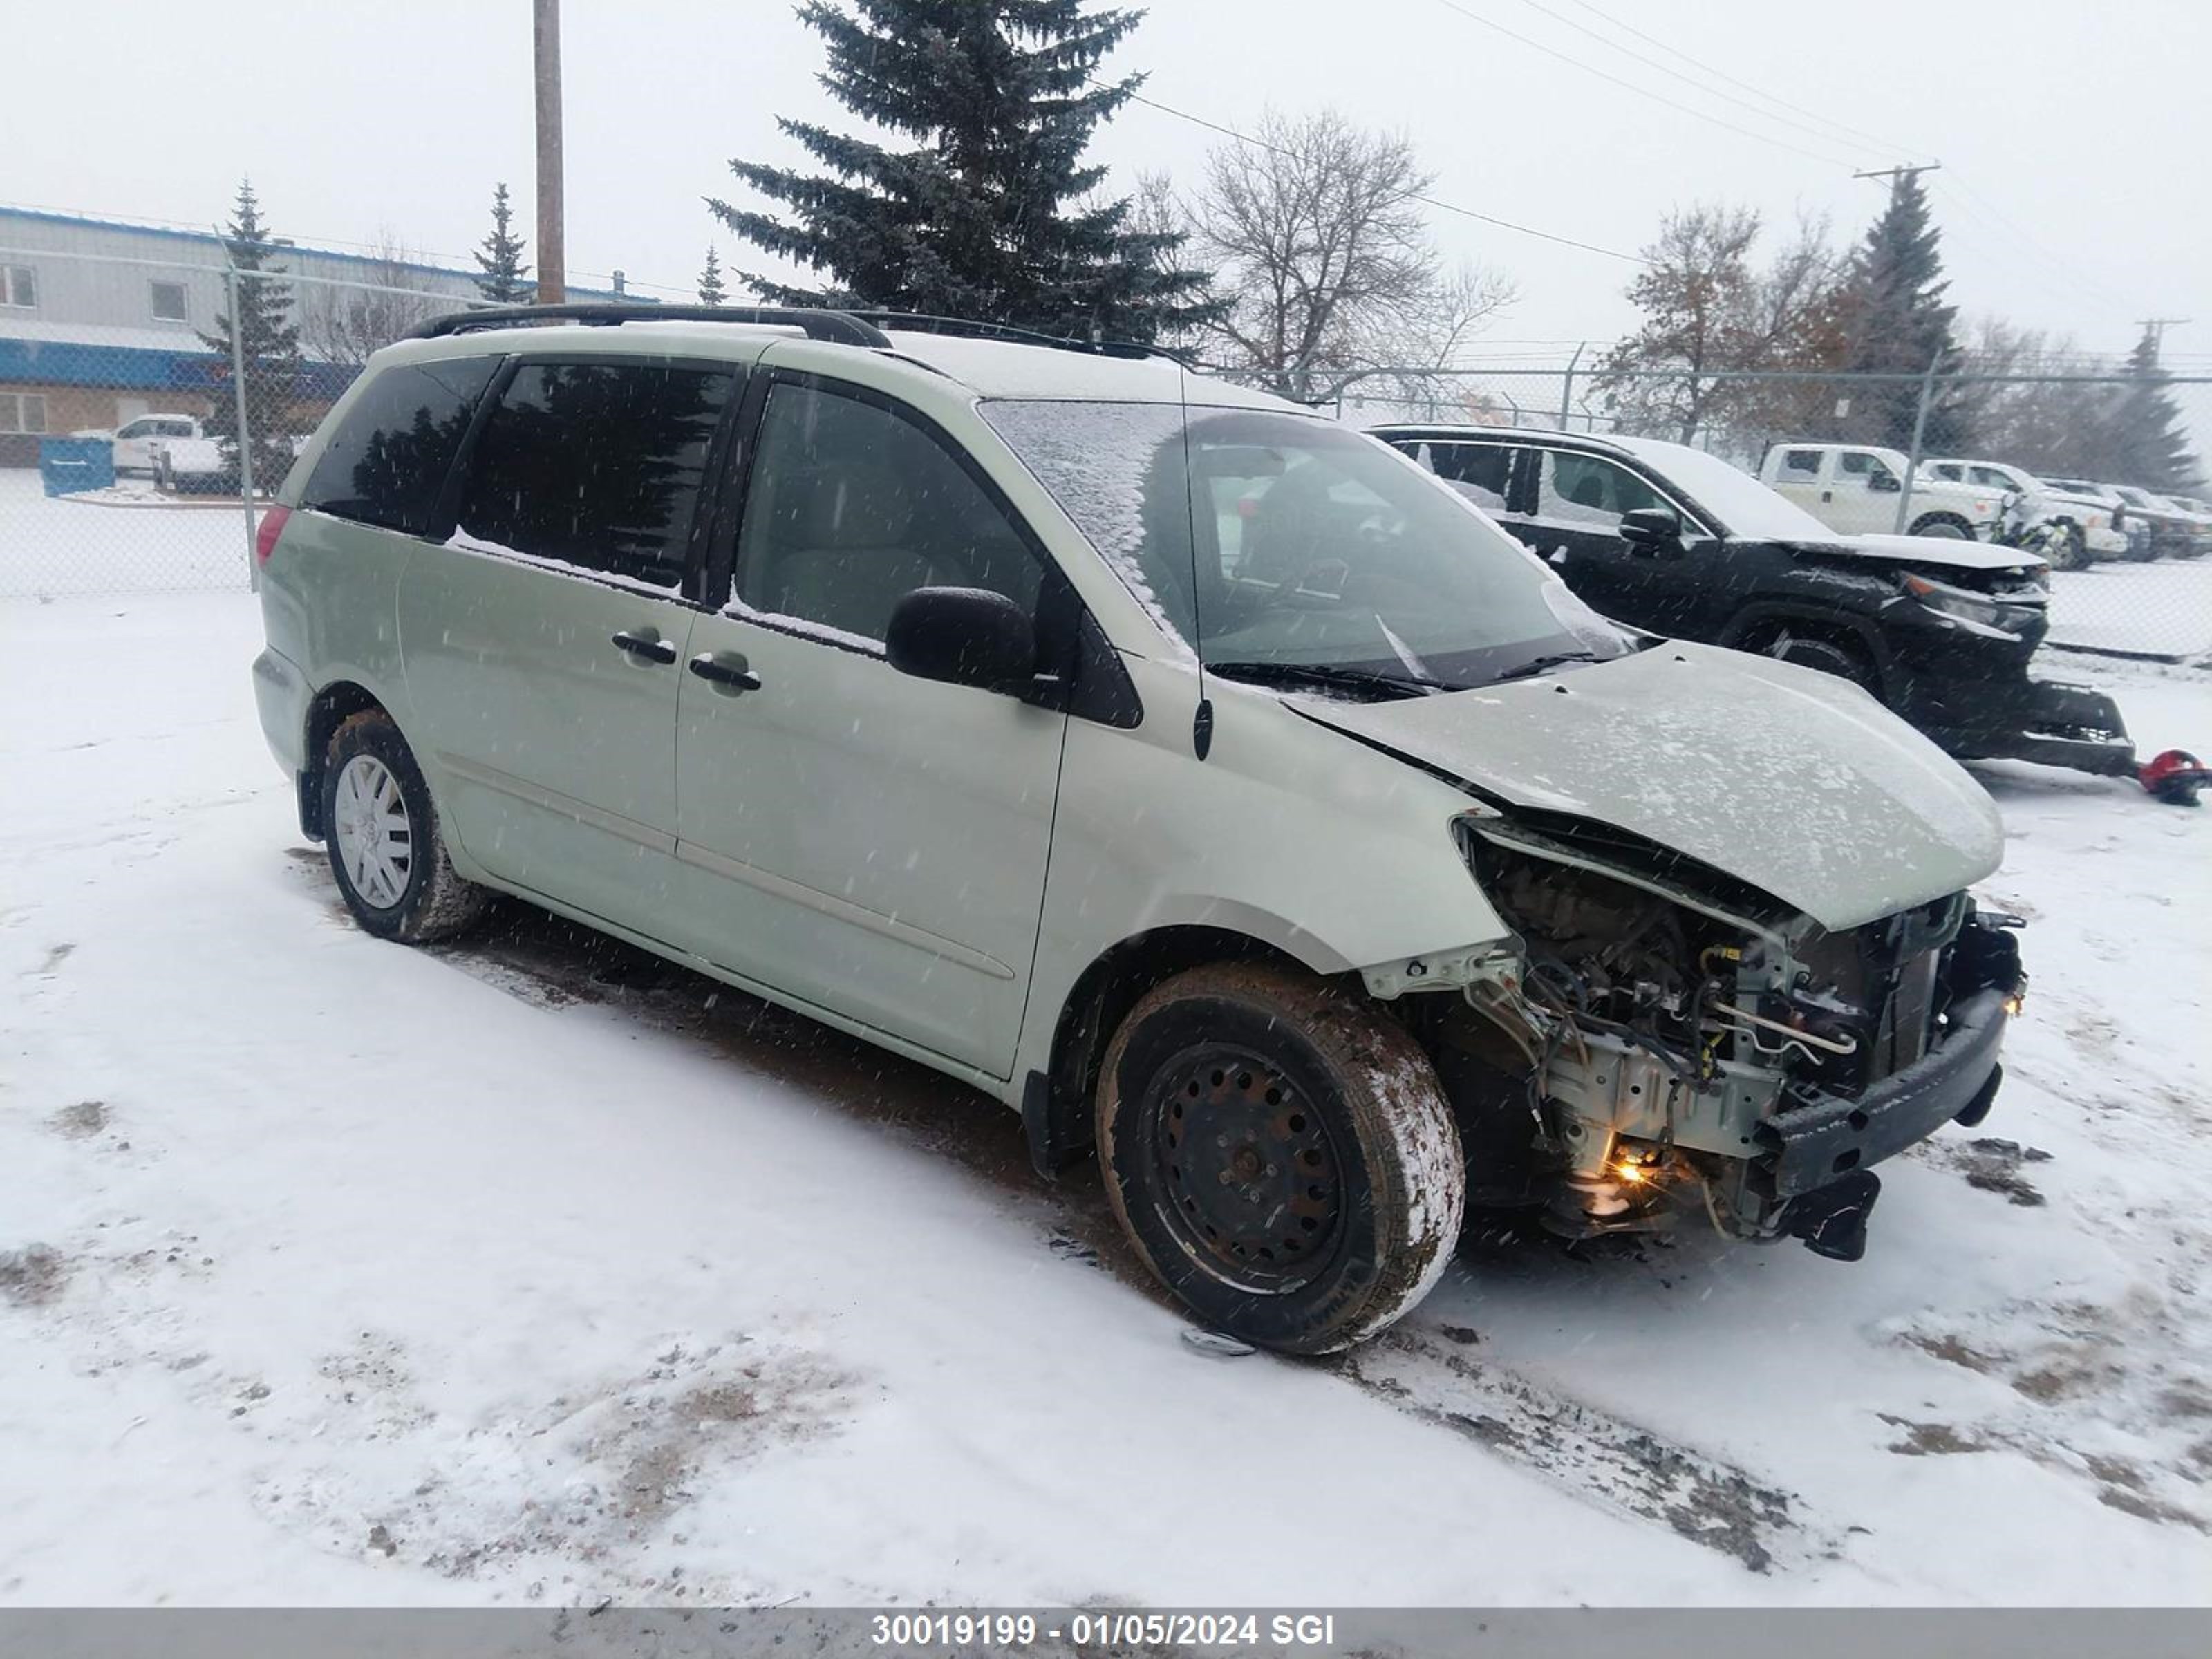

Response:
(1553, 0), (1935, 163)
(1509, 0), (1898, 164)
(1930, 176), (2143, 321)
(1421, 0), (1864, 169)
(1109, 84), (1648, 264)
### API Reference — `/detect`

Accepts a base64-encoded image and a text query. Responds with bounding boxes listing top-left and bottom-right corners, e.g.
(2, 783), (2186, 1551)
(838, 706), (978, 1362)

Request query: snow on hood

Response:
(1294, 641), (2003, 931)
(1815, 533), (2047, 573)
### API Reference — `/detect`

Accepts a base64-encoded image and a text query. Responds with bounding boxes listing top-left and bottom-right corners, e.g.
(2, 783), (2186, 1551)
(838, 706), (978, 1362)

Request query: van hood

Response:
(1293, 641), (2003, 931)
(1795, 533), (2047, 574)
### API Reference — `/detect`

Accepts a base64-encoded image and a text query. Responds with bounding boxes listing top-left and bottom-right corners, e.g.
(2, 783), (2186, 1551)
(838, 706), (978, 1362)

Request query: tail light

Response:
(254, 505), (291, 565)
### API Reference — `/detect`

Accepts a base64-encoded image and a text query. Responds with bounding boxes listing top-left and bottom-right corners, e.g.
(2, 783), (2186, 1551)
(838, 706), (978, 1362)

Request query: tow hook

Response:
(1784, 1170), (1882, 1262)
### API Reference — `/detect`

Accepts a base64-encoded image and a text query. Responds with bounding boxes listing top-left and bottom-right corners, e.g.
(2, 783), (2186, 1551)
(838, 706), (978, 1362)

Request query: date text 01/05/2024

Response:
(870, 1612), (1341, 1649)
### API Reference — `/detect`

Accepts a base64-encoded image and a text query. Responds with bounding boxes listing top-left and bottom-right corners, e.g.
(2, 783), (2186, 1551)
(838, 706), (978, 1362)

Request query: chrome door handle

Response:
(688, 653), (761, 693)
(611, 630), (678, 664)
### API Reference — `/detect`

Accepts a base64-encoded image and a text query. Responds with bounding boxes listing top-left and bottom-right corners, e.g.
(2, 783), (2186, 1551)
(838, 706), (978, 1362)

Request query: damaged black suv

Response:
(1374, 424), (2137, 779)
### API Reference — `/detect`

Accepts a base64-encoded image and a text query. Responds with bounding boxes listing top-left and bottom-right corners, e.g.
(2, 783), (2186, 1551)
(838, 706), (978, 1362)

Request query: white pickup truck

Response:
(1920, 458), (2128, 568)
(68, 413), (207, 476)
(1759, 442), (2003, 541)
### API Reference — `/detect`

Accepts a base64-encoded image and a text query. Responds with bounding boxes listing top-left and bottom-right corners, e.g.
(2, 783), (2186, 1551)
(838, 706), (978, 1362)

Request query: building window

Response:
(0, 265), (36, 308)
(150, 281), (189, 323)
(1, 393), (49, 434)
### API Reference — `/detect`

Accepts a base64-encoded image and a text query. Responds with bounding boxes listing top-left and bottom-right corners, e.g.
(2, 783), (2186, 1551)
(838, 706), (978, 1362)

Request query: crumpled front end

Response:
(1415, 814), (2027, 1260)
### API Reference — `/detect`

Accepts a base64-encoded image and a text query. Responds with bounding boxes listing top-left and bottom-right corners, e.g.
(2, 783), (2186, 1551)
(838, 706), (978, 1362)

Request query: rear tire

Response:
(1096, 962), (1465, 1355)
(322, 709), (487, 944)
(1909, 514), (1974, 540)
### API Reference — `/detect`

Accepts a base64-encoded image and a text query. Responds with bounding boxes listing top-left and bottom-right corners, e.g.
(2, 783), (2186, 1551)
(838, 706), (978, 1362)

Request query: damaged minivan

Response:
(253, 309), (2025, 1356)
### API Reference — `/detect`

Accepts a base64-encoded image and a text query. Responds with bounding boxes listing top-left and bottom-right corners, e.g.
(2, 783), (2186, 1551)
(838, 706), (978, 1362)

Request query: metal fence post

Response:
(1892, 348), (1944, 536)
(227, 265), (259, 592)
(1559, 342), (1584, 431)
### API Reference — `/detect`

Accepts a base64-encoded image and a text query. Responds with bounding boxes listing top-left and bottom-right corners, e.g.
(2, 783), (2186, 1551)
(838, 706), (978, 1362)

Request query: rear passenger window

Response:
(1428, 442), (1515, 509)
(1540, 451), (1663, 525)
(301, 357), (499, 536)
(734, 381), (1040, 646)
(1779, 449), (1822, 478)
(454, 361), (735, 588)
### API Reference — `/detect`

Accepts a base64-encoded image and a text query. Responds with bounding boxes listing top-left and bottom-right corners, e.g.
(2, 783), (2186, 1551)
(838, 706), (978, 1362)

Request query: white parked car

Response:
(1919, 458), (2128, 569)
(1759, 442), (2002, 541)
(71, 413), (206, 476)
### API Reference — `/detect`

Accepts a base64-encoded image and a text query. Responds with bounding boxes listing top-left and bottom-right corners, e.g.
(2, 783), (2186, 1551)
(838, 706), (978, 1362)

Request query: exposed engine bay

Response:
(1405, 814), (2027, 1261)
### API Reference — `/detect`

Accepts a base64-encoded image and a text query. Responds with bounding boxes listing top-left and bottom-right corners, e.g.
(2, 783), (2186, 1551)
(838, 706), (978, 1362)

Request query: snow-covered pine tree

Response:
(198, 178), (304, 494)
(708, 0), (1215, 341)
(2101, 328), (2200, 491)
(1837, 171), (1967, 451)
(474, 182), (532, 305)
(697, 245), (727, 306)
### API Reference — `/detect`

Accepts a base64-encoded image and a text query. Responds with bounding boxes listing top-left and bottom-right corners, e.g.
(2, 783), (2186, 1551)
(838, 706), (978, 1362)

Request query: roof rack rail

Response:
(406, 303), (892, 348)
(846, 310), (1197, 365)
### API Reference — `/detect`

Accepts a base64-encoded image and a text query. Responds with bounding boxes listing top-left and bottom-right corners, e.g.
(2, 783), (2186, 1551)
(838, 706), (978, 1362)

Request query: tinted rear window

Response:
(301, 357), (499, 536)
(453, 361), (735, 589)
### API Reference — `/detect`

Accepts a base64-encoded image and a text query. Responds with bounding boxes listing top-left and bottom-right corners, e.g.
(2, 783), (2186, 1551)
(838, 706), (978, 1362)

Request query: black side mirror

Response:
(886, 586), (1038, 697)
(1870, 470), (1902, 493)
(1618, 507), (1685, 554)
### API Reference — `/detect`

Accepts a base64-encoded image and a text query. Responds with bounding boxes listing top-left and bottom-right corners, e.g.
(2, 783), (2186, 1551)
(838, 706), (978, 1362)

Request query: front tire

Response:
(1763, 630), (1877, 693)
(1909, 514), (1974, 540)
(322, 709), (488, 944)
(1096, 962), (1465, 1355)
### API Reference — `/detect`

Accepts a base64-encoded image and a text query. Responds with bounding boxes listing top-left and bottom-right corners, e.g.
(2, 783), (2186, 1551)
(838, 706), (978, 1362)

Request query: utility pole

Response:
(2135, 318), (2191, 360)
(533, 0), (565, 306)
(1852, 162), (1942, 204)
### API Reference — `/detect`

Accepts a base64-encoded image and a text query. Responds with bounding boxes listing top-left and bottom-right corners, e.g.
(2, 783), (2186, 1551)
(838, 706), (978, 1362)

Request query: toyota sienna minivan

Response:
(252, 306), (2025, 1353)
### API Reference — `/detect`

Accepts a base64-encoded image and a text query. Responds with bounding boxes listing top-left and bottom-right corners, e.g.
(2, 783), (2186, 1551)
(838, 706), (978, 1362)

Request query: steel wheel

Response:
(1150, 1044), (1346, 1291)
(332, 753), (413, 910)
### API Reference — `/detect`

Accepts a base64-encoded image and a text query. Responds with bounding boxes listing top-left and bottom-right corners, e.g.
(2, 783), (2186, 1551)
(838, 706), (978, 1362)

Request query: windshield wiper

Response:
(1206, 659), (1446, 698)
(1489, 650), (1608, 684)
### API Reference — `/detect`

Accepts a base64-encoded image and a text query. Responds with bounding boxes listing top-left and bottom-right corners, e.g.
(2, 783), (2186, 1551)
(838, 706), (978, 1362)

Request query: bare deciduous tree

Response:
(1178, 109), (1512, 403)
(1595, 204), (1850, 448)
(303, 231), (442, 372)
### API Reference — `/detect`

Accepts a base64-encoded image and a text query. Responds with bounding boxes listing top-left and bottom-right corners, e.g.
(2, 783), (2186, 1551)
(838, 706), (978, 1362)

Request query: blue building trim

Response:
(0, 336), (356, 400)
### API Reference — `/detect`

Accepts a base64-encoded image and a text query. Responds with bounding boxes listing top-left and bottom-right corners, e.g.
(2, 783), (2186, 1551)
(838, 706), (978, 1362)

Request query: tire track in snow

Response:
(1338, 1325), (1848, 1575)
(292, 856), (1848, 1577)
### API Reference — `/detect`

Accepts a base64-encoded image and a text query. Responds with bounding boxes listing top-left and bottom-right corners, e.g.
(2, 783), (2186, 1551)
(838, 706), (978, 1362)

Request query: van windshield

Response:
(982, 400), (1633, 693)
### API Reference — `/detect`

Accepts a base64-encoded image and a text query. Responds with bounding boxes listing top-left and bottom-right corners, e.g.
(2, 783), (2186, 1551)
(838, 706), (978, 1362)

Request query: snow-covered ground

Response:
(2045, 554), (2212, 662)
(0, 469), (257, 599)
(1, 592), (2208, 1608)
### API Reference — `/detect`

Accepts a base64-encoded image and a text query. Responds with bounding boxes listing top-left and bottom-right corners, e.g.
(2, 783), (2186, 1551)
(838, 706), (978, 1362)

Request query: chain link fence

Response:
(1327, 364), (2212, 664)
(6, 252), (2208, 664)
(1, 245), (491, 599)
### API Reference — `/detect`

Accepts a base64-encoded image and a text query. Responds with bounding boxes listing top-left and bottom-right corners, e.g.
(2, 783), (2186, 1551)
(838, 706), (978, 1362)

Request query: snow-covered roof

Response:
(0, 317), (211, 353)
(382, 316), (1305, 412)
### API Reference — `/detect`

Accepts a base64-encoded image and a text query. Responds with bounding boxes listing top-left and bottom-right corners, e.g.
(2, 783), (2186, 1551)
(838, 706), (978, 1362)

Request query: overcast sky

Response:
(9, 0), (2207, 365)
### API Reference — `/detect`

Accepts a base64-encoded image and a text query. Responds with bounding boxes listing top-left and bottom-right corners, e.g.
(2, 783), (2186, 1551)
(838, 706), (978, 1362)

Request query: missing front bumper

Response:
(1756, 989), (2011, 1199)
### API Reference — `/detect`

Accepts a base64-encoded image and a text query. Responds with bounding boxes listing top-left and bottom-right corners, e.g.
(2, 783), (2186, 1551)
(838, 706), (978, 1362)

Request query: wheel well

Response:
(298, 681), (384, 840)
(1731, 615), (1885, 696)
(1025, 926), (1316, 1179)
